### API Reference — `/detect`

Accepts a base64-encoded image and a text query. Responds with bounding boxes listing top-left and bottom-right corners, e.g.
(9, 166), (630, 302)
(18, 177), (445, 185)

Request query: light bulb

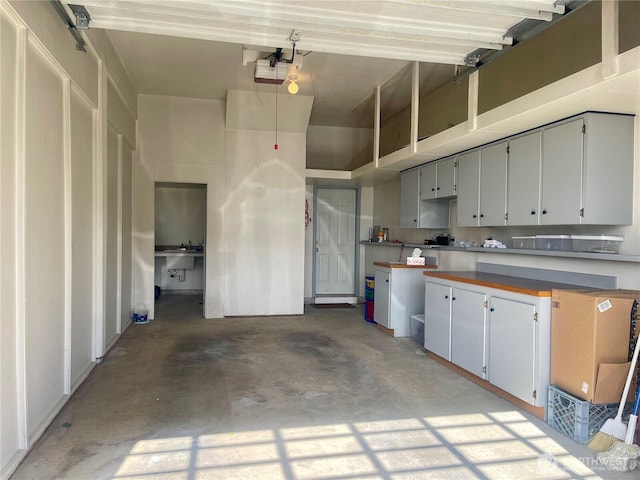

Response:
(287, 76), (298, 94)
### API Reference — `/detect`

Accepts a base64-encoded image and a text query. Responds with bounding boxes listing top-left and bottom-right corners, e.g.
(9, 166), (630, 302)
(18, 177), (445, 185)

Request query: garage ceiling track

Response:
(64, 0), (565, 65)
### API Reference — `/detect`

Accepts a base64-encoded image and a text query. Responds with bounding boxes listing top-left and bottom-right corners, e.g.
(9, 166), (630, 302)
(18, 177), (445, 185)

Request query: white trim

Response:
(410, 61), (419, 150)
(63, 77), (72, 395)
(93, 59), (107, 359)
(116, 133), (123, 334)
(601, 0), (619, 79)
(314, 296), (358, 305)
(13, 19), (28, 453)
(374, 85), (381, 166)
(467, 70), (479, 132)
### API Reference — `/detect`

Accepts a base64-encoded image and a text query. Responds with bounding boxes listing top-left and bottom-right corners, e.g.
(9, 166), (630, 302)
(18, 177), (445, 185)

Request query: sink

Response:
(166, 254), (195, 270)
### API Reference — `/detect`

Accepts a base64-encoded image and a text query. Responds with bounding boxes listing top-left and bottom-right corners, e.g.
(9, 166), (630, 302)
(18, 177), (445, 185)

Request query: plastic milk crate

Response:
(547, 385), (623, 444)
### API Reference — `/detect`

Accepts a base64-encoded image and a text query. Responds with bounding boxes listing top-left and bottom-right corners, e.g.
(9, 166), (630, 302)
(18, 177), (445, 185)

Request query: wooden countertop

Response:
(374, 262), (437, 269)
(423, 271), (587, 297)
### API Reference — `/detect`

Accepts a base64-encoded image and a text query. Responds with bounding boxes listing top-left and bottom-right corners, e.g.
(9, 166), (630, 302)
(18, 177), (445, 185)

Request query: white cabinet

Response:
(507, 131), (541, 225)
(457, 112), (634, 227)
(457, 142), (507, 227)
(451, 288), (486, 379)
(540, 113), (633, 225)
(488, 297), (538, 404)
(478, 142), (507, 227)
(424, 282), (451, 359)
(400, 169), (449, 229)
(420, 156), (456, 200)
(400, 169), (420, 228)
(374, 265), (428, 337)
(456, 150), (480, 227)
(424, 274), (552, 408)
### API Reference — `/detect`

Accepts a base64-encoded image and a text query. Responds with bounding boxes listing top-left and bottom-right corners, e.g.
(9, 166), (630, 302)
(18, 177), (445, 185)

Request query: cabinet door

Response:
(424, 282), (451, 360)
(451, 288), (486, 378)
(373, 270), (390, 328)
(507, 132), (541, 225)
(437, 156), (457, 198)
(400, 170), (420, 228)
(581, 113), (634, 225)
(419, 163), (437, 200)
(479, 142), (507, 226)
(456, 150), (480, 226)
(488, 297), (537, 404)
(541, 119), (583, 225)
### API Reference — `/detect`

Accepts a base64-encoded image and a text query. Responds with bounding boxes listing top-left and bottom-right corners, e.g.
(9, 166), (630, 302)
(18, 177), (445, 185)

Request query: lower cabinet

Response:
(374, 266), (427, 337)
(424, 277), (551, 408)
(451, 288), (486, 379)
(488, 297), (537, 405)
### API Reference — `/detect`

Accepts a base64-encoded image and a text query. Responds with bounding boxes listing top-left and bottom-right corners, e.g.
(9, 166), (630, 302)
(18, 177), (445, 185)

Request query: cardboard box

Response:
(551, 289), (639, 404)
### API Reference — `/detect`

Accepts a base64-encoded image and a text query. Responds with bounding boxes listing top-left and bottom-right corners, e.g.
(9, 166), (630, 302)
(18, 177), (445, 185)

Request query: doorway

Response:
(154, 182), (206, 317)
(314, 187), (358, 304)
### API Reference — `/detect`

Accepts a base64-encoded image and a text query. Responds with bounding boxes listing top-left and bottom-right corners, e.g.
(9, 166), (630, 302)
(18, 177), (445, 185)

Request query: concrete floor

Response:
(11, 295), (634, 479)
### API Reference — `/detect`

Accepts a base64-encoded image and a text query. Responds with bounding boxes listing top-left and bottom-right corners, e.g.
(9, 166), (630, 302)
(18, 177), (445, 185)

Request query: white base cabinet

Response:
(425, 276), (551, 408)
(374, 265), (428, 337)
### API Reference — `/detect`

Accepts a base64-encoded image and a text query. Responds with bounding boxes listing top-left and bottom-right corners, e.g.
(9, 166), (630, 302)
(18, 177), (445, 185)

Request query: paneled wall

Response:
(0, 2), (136, 478)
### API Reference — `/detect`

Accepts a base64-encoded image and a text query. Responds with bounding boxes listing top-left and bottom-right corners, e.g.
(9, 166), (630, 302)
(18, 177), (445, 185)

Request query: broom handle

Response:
(616, 338), (640, 420)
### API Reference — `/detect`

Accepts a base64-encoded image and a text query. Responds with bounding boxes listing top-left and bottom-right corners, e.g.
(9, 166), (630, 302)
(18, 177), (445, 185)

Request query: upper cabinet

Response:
(505, 112), (634, 226)
(400, 169), (450, 229)
(506, 131), (542, 225)
(420, 156), (456, 200)
(457, 141), (507, 227)
(541, 113), (634, 225)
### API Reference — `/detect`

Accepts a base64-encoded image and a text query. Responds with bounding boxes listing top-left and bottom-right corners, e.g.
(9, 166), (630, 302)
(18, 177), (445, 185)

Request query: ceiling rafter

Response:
(68, 0), (563, 65)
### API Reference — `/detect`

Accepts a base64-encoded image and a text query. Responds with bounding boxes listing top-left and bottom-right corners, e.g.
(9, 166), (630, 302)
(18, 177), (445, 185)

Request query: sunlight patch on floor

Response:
(113, 411), (605, 479)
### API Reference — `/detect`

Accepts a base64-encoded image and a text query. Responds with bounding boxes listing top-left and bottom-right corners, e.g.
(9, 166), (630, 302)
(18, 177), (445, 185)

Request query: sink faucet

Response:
(188, 240), (192, 250)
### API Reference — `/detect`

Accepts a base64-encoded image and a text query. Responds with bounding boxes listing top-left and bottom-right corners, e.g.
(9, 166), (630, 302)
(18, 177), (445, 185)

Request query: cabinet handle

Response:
(385, 279), (389, 283)
(444, 295), (449, 299)
(490, 307), (495, 312)
(530, 210), (536, 215)
(431, 188), (436, 191)
(437, 187), (440, 190)
(480, 214), (484, 218)
(452, 297), (456, 301)
(542, 209), (548, 215)
(414, 219), (417, 222)
(472, 214), (477, 218)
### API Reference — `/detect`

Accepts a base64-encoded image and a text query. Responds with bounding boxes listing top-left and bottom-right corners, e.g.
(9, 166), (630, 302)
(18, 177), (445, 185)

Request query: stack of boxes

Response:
(548, 289), (639, 443)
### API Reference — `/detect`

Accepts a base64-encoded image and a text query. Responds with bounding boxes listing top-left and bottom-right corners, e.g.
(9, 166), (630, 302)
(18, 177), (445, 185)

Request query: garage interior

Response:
(2, 1), (640, 479)
(10, 301), (633, 479)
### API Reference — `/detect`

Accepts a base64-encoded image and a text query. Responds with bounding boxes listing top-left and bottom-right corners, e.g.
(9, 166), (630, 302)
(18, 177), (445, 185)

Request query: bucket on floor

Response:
(132, 305), (149, 325)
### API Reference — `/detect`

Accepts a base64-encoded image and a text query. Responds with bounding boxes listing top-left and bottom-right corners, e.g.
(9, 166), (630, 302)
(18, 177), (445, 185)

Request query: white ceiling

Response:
(65, 1), (566, 127)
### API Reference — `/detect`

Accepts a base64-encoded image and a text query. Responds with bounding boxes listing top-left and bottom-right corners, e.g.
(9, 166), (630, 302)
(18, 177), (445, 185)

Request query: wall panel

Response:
(70, 88), (95, 389)
(0, 8), (21, 471)
(105, 125), (119, 347)
(24, 39), (66, 439)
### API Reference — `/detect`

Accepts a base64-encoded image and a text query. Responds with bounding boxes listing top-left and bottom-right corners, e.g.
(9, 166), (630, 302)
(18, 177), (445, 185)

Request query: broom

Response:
(588, 336), (640, 451)
(596, 383), (640, 472)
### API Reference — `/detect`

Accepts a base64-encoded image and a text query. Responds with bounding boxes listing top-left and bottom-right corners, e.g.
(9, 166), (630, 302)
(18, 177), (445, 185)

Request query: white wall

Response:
(155, 185), (206, 246)
(137, 95), (226, 319)
(1, 2), (136, 478)
(225, 130), (306, 315)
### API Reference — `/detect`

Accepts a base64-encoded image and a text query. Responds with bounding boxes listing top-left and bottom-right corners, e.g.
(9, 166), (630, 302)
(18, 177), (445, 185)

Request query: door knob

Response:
(315, 248), (319, 252)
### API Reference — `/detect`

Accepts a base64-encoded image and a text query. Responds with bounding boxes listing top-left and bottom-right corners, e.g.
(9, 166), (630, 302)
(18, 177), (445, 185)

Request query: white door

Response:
(315, 188), (356, 295)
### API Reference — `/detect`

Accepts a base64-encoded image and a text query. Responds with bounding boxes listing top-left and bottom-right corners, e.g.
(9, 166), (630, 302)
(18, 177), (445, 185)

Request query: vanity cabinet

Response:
(400, 169), (449, 229)
(420, 156), (456, 200)
(424, 272), (553, 408)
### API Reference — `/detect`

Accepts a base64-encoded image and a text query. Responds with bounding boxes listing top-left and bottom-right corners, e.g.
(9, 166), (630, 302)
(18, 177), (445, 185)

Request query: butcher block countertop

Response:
(374, 262), (438, 269)
(423, 271), (587, 297)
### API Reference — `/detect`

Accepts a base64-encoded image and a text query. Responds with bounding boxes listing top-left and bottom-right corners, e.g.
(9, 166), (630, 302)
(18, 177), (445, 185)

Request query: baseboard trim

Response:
(314, 296), (357, 304)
